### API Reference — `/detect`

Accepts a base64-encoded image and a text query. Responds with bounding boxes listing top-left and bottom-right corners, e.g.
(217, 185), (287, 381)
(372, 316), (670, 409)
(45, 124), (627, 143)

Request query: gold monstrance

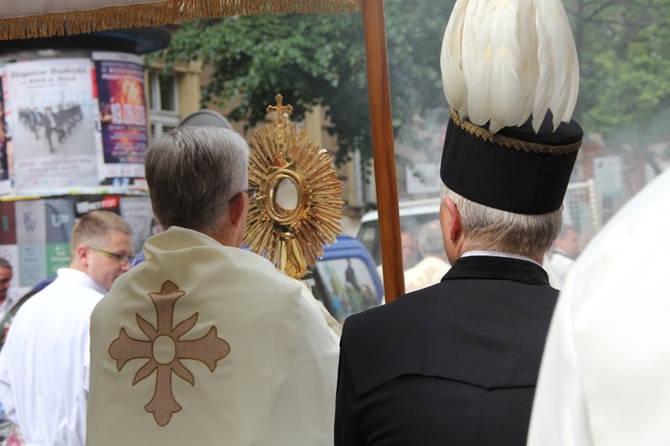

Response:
(244, 94), (344, 279)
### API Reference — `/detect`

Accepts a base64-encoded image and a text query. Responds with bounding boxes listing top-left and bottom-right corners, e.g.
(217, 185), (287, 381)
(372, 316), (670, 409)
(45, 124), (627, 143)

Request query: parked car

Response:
(356, 198), (441, 266)
(306, 235), (384, 324)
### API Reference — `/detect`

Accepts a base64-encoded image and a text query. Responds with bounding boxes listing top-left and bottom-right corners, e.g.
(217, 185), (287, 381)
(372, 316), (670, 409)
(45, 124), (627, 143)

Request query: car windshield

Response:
(309, 256), (380, 323)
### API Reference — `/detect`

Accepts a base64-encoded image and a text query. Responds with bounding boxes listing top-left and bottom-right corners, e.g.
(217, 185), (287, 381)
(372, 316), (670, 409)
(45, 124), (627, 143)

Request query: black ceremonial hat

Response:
(440, 0), (583, 215)
(440, 109), (582, 215)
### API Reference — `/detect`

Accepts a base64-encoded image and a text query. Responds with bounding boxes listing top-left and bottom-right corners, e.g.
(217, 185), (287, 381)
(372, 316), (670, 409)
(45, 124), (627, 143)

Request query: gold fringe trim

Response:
(450, 109), (581, 155)
(0, 0), (362, 41)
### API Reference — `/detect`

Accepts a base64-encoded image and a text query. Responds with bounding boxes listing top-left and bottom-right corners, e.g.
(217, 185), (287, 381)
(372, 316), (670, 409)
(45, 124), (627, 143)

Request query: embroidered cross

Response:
(109, 280), (231, 426)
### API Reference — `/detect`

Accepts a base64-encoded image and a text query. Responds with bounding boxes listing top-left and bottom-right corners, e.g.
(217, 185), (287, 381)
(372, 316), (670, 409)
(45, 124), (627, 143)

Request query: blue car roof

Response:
(321, 234), (370, 259)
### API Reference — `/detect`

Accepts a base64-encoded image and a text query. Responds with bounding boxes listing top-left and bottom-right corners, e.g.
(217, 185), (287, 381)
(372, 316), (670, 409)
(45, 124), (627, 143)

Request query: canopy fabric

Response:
(0, 0), (361, 41)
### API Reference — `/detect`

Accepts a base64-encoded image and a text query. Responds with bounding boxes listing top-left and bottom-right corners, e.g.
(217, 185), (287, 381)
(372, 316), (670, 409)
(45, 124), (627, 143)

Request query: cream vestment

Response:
(87, 227), (340, 446)
(403, 256), (451, 293)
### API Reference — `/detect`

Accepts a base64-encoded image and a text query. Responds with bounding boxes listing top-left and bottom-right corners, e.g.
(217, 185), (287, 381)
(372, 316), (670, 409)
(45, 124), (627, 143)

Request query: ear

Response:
(228, 193), (247, 230)
(76, 244), (91, 267)
(443, 196), (462, 242)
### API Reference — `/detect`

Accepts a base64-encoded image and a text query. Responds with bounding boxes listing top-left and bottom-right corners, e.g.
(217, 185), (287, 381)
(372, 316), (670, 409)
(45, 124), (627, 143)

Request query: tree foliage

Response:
(163, 1), (455, 167)
(164, 0), (670, 171)
(567, 0), (670, 169)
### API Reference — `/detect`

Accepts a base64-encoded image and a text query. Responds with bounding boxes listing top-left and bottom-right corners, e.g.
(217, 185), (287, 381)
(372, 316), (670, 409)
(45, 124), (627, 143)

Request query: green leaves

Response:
(163, 2), (456, 167)
(163, 0), (670, 175)
(568, 0), (670, 155)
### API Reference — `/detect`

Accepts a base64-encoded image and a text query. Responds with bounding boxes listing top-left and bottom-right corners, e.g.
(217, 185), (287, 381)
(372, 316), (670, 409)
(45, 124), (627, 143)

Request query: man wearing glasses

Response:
(0, 210), (133, 446)
(86, 126), (339, 446)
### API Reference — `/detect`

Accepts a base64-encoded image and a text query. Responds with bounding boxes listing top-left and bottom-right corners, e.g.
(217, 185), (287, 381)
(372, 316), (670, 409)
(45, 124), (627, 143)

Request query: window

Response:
(147, 69), (180, 137)
(311, 257), (381, 323)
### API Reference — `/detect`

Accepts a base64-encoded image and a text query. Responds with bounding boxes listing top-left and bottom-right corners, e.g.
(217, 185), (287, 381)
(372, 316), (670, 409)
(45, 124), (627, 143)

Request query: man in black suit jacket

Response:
(334, 1), (583, 441)
(335, 174), (569, 445)
(335, 117), (583, 444)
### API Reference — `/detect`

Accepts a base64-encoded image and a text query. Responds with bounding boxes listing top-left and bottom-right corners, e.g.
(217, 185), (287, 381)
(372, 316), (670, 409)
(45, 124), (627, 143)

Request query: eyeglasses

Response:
(88, 247), (137, 266)
(229, 187), (259, 204)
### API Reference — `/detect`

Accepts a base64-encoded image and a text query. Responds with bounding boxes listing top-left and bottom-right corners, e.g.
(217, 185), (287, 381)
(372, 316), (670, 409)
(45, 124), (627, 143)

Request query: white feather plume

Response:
(463, 0), (493, 127)
(440, 0), (579, 133)
(488, 0), (525, 132)
(440, 0), (469, 115)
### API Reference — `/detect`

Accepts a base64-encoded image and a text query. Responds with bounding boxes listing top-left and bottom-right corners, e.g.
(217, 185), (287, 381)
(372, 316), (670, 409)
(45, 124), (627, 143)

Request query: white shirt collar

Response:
(56, 268), (108, 295)
(461, 250), (543, 268)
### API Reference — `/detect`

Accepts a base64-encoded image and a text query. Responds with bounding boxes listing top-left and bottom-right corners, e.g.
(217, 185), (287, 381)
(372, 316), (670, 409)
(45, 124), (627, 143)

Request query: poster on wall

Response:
(93, 51), (148, 183)
(593, 155), (623, 198)
(0, 201), (16, 246)
(0, 195), (150, 289)
(4, 58), (98, 194)
(45, 198), (76, 276)
(0, 74), (10, 195)
(0, 201), (19, 289)
(119, 196), (154, 254)
(73, 194), (121, 219)
(15, 200), (47, 287)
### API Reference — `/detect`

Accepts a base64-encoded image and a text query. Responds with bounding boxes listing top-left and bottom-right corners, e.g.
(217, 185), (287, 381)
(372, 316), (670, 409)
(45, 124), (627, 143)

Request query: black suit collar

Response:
(444, 255), (550, 286)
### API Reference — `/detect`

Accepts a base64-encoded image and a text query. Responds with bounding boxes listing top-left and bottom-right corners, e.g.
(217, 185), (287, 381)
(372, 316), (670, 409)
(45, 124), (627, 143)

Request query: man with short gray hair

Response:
(87, 126), (339, 446)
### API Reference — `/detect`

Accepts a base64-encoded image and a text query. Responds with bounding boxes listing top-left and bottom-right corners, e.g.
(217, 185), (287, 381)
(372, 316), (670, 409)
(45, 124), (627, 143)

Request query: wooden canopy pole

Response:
(362, 0), (404, 303)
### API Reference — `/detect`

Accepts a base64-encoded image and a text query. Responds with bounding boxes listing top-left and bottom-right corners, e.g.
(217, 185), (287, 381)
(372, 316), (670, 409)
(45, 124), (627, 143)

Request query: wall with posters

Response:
(0, 50), (150, 195)
(0, 30), (171, 292)
(0, 194), (154, 291)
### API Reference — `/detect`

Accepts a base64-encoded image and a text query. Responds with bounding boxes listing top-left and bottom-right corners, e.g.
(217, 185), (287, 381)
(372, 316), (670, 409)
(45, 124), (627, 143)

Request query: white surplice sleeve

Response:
(529, 168), (670, 446)
(526, 273), (593, 446)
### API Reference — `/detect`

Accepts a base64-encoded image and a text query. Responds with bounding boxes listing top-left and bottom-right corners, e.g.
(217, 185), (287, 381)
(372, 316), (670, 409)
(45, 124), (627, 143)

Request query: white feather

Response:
(537, 0), (579, 129)
(460, 0), (484, 121)
(532, 11), (555, 132)
(441, 0), (469, 113)
(466, 48), (493, 127)
(561, 52), (580, 123)
(517, 0), (538, 124)
(441, 0), (579, 134)
(488, 0), (525, 132)
(559, 11), (580, 124)
(464, 0), (494, 126)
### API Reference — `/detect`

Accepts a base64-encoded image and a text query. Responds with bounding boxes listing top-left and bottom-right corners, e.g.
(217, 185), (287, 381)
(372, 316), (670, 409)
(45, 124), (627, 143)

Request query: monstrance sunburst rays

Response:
(244, 94), (344, 280)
